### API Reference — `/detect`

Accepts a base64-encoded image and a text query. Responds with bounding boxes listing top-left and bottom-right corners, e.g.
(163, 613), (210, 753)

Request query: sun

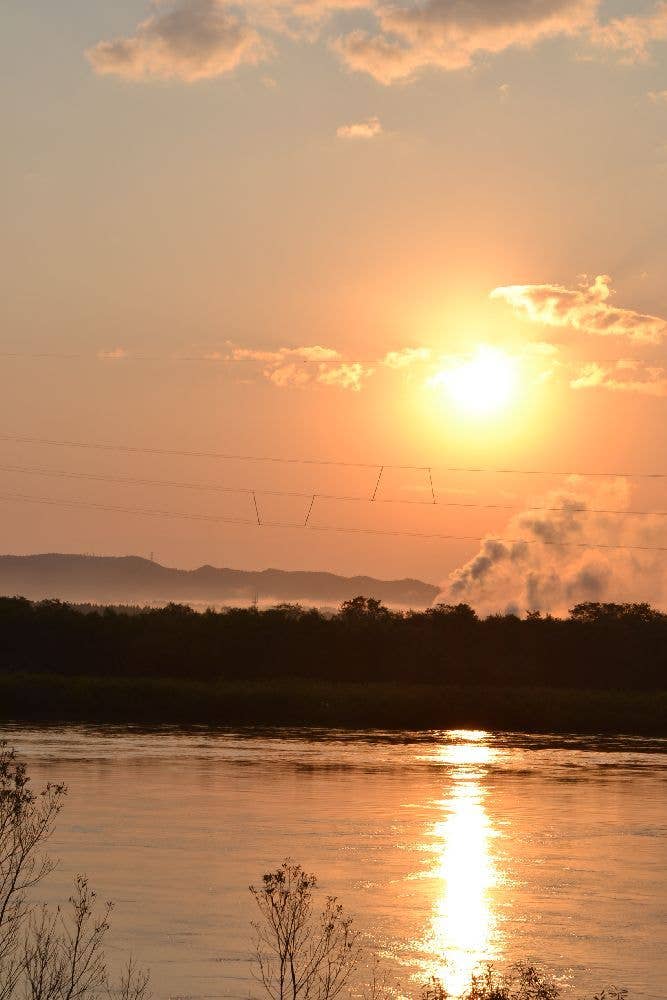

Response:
(431, 345), (519, 417)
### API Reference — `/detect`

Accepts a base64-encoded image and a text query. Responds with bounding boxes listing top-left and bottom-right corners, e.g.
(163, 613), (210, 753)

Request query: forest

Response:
(0, 595), (664, 692)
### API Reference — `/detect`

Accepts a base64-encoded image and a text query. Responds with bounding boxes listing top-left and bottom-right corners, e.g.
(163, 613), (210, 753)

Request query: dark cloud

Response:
(87, 0), (267, 82)
(335, 0), (598, 82)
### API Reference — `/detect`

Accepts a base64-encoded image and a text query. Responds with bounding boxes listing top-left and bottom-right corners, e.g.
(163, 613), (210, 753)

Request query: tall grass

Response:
(0, 673), (664, 734)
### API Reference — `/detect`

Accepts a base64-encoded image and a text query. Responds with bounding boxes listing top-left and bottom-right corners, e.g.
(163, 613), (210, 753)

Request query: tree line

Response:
(0, 595), (665, 691)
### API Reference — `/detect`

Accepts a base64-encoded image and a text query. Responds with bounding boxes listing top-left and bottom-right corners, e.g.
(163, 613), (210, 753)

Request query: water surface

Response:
(5, 726), (666, 999)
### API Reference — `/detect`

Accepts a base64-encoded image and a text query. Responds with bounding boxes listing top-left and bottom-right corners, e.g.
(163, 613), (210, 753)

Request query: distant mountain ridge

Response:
(0, 554), (439, 608)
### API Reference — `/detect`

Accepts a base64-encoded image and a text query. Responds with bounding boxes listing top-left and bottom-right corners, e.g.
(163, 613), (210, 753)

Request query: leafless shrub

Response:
(419, 963), (623, 1000)
(460, 962), (559, 999)
(420, 977), (450, 1000)
(250, 860), (362, 1000)
(356, 957), (394, 1000)
(0, 741), (66, 985)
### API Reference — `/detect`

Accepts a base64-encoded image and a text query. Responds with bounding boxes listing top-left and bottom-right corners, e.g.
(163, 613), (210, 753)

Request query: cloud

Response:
(87, 0), (667, 88)
(222, 342), (447, 389)
(334, 0), (599, 83)
(522, 341), (560, 357)
(331, 32), (417, 84)
(590, 2), (667, 62)
(570, 360), (667, 395)
(287, 345), (341, 361)
(316, 362), (371, 389)
(97, 347), (127, 360)
(439, 480), (667, 616)
(491, 275), (667, 343)
(266, 360), (371, 390)
(86, 0), (267, 82)
(336, 117), (383, 139)
(221, 343), (370, 389)
(648, 88), (667, 102)
(229, 344), (340, 363)
(383, 347), (432, 369)
(251, 0), (370, 37)
(229, 347), (284, 362)
(265, 363), (313, 387)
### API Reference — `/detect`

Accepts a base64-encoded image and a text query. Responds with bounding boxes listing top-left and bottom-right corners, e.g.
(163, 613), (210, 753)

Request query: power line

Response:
(0, 490), (255, 525)
(0, 350), (664, 368)
(302, 524), (667, 553)
(1, 462), (667, 517)
(0, 434), (380, 469)
(1, 433), (667, 479)
(0, 351), (376, 365)
(0, 488), (666, 554)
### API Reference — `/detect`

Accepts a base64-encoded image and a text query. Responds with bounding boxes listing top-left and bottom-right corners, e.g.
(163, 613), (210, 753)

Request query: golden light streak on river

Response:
(417, 732), (503, 996)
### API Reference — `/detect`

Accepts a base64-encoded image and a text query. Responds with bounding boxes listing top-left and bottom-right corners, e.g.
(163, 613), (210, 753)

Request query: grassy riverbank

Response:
(1, 672), (665, 734)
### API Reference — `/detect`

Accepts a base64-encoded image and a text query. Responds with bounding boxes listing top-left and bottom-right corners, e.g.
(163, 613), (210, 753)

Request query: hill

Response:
(0, 554), (439, 608)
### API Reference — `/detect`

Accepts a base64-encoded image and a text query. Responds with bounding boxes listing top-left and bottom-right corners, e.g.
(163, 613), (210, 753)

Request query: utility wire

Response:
(1, 462), (667, 518)
(0, 434), (380, 469)
(0, 350), (665, 368)
(0, 489), (666, 553)
(0, 490), (255, 525)
(1, 433), (667, 479)
(0, 351), (376, 365)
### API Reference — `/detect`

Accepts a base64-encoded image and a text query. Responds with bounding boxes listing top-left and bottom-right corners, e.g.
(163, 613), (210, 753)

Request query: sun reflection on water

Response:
(417, 734), (502, 997)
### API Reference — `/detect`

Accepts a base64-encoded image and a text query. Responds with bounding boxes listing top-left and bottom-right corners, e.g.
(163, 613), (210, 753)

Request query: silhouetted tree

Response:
(339, 597), (392, 623)
(570, 603), (664, 625)
(426, 603), (478, 623)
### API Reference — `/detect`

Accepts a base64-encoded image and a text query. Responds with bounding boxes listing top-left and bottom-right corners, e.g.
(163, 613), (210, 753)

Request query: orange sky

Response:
(2, 1), (667, 612)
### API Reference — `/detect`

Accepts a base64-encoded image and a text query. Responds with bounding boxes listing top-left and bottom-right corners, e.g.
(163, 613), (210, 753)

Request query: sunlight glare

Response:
(430, 346), (519, 418)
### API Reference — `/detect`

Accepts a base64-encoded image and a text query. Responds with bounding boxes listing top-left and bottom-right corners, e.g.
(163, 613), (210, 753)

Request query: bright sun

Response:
(432, 345), (519, 417)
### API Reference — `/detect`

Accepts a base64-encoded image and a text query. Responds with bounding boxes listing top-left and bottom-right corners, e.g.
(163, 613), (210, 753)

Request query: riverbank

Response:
(1, 673), (665, 735)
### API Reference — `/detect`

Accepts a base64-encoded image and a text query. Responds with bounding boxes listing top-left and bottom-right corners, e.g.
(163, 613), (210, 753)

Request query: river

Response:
(4, 726), (666, 999)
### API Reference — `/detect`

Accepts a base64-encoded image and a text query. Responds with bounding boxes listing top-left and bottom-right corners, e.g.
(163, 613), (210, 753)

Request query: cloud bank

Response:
(87, 0), (667, 85)
(492, 275), (667, 343)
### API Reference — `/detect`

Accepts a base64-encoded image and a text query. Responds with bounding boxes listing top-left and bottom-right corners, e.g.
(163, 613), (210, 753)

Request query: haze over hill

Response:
(0, 554), (438, 609)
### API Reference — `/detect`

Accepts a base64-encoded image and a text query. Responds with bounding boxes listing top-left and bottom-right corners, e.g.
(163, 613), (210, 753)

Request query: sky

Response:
(2, 0), (667, 613)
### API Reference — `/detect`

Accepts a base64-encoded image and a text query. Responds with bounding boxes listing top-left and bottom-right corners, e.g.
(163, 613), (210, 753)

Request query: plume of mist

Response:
(437, 479), (667, 616)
